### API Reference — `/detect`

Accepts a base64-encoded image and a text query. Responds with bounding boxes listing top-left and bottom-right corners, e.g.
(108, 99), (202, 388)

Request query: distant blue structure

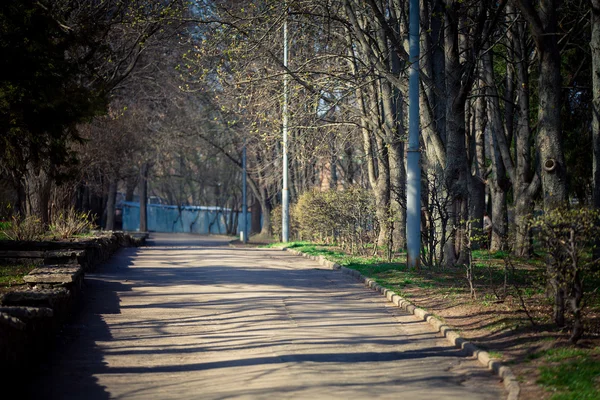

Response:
(122, 202), (252, 235)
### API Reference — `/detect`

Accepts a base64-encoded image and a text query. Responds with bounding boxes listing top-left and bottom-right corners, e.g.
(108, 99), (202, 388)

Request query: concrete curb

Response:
(282, 247), (341, 270)
(338, 266), (520, 400)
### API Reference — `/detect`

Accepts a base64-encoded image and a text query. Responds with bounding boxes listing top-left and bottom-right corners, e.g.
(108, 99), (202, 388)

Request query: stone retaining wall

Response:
(0, 231), (147, 372)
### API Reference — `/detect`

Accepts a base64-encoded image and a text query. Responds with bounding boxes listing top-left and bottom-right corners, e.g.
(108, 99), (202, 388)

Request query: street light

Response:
(241, 137), (248, 243)
(406, 0), (421, 269)
(281, 7), (290, 243)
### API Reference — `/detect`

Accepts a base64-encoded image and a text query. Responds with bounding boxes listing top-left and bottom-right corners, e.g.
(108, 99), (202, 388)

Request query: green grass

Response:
(488, 351), (503, 359)
(534, 347), (600, 400)
(0, 264), (36, 286)
(270, 242), (438, 293)
(471, 249), (510, 260)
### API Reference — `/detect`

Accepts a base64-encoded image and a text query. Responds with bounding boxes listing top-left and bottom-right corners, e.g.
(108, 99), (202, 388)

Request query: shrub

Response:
(270, 204), (299, 241)
(2, 215), (46, 241)
(293, 190), (336, 242)
(293, 187), (376, 253)
(531, 207), (600, 344)
(50, 207), (96, 239)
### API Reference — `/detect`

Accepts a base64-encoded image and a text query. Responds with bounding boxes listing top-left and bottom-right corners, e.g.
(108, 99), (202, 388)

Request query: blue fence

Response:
(122, 202), (252, 235)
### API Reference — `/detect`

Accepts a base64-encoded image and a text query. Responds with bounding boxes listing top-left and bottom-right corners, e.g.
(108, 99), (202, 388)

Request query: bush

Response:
(270, 204), (298, 241)
(49, 207), (96, 239)
(293, 187), (376, 253)
(1, 215), (46, 241)
(531, 207), (600, 343)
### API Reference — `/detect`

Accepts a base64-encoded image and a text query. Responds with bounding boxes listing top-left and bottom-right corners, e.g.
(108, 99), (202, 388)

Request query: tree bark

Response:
(251, 195), (262, 234)
(470, 95), (486, 247)
(512, 13), (539, 256)
(443, 2), (470, 267)
(23, 163), (52, 226)
(125, 173), (137, 202)
(592, 0), (600, 210)
(258, 186), (272, 236)
(483, 53), (509, 251)
(516, 0), (567, 210)
(105, 177), (118, 231)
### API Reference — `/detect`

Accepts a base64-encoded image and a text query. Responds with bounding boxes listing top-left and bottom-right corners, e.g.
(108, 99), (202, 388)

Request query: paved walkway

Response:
(30, 234), (504, 399)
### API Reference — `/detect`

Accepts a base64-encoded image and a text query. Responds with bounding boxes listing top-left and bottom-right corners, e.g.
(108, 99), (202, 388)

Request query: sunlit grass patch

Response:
(0, 263), (35, 287)
(536, 347), (600, 400)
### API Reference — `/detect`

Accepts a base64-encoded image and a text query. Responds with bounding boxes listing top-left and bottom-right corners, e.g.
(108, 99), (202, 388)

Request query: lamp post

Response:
(241, 138), (248, 243)
(281, 8), (290, 243)
(406, 0), (421, 269)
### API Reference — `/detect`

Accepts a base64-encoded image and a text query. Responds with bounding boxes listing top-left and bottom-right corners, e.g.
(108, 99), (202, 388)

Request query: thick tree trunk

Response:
(251, 196), (262, 234)
(381, 18), (407, 251)
(105, 178), (118, 231)
(23, 163), (52, 226)
(125, 173), (137, 202)
(489, 186), (508, 251)
(511, 9), (539, 256)
(516, 0), (567, 210)
(443, 4), (470, 267)
(420, 0), (449, 265)
(139, 163), (149, 232)
(538, 47), (567, 209)
(389, 140), (407, 250)
(380, 77), (406, 251)
(470, 95), (486, 247)
(258, 187), (272, 236)
(373, 135), (391, 247)
(593, 0), (600, 210)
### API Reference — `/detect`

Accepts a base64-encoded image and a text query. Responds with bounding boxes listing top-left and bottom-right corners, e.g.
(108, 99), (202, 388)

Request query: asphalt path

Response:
(29, 233), (504, 399)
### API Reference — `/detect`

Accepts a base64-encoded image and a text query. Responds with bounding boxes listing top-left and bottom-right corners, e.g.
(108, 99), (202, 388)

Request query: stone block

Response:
(23, 265), (83, 289)
(1, 287), (71, 322)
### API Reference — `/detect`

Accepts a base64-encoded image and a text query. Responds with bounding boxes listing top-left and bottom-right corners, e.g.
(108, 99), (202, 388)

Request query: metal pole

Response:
(241, 138), (248, 243)
(282, 9), (290, 243)
(406, 0), (421, 269)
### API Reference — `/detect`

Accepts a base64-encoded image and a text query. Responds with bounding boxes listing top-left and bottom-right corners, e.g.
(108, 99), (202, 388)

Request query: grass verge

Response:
(535, 347), (600, 400)
(0, 263), (36, 287)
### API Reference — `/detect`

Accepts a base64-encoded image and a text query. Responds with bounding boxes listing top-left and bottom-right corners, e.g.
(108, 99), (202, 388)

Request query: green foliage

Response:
(0, 263), (36, 286)
(1, 215), (45, 241)
(49, 207), (96, 239)
(537, 348), (600, 400)
(531, 207), (600, 342)
(292, 187), (376, 254)
(0, 0), (108, 175)
(270, 204), (299, 240)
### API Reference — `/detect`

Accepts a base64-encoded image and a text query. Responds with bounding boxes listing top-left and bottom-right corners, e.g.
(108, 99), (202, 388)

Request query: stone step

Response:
(23, 265), (83, 287)
(0, 288), (71, 321)
(0, 249), (87, 268)
(0, 312), (26, 330)
(0, 306), (54, 320)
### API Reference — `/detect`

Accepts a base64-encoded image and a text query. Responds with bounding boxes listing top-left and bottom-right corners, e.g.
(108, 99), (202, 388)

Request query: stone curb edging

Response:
(282, 248), (341, 270)
(338, 265), (520, 400)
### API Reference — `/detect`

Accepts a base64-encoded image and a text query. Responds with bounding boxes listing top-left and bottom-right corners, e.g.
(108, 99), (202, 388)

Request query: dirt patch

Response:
(372, 267), (600, 400)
